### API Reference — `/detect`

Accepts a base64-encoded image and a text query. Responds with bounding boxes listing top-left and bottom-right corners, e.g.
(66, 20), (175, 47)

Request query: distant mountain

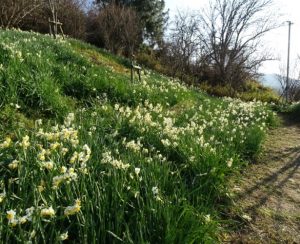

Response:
(258, 74), (282, 92)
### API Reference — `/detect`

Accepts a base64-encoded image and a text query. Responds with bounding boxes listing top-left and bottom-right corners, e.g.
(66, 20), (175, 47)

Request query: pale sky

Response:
(165, 0), (300, 76)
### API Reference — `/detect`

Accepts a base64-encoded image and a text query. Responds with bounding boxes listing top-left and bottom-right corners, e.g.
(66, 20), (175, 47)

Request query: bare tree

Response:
(277, 58), (300, 102)
(200, 0), (278, 89)
(88, 4), (141, 56)
(46, 0), (87, 39)
(0, 0), (87, 40)
(0, 0), (44, 28)
(164, 11), (202, 81)
(58, 0), (87, 39)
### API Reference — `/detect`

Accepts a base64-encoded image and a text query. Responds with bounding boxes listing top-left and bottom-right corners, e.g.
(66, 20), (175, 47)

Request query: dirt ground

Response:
(224, 116), (300, 243)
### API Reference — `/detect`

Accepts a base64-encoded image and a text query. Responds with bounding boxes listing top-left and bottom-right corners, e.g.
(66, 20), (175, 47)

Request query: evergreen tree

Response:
(95, 0), (168, 47)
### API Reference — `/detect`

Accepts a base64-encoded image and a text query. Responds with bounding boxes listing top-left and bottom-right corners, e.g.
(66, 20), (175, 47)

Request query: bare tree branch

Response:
(0, 0), (46, 28)
(199, 0), (278, 88)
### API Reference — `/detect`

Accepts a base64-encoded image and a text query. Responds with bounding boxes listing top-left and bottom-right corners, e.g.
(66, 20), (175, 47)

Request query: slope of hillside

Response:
(0, 29), (277, 243)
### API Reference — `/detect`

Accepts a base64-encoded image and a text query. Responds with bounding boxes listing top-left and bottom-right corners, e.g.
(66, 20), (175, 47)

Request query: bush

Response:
(286, 102), (300, 122)
(199, 82), (233, 97)
(136, 51), (166, 74)
(237, 80), (280, 103)
(199, 80), (280, 103)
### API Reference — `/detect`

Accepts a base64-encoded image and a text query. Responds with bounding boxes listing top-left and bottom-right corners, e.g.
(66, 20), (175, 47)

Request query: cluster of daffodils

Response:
(0, 137), (12, 149)
(110, 96), (273, 170)
(101, 150), (130, 170)
(1, 113), (89, 230)
(6, 207), (34, 227)
(52, 167), (78, 189)
(0, 29), (70, 66)
(123, 138), (143, 153)
(36, 120), (79, 148)
(20, 135), (30, 149)
(138, 71), (188, 98)
(40, 206), (55, 218)
(64, 199), (81, 216)
(152, 186), (163, 202)
(5, 199), (81, 228)
(1, 42), (24, 61)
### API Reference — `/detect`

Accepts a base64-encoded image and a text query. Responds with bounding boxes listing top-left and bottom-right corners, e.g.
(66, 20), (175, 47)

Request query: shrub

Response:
(287, 102), (300, 122)
(199, 82), (233, 97)
(136, 51), (166, 74)
(199, 80), (280, 104)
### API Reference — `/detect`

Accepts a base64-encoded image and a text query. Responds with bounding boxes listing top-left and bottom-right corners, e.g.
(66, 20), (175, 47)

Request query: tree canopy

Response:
(95, 0), (168, 47)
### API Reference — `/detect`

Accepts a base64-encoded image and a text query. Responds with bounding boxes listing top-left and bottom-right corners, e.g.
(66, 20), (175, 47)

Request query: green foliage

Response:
(199, 82), (233, 97)
(237, 80), (280, 104)
(137, 50), (165, 74)
(284, 102), (300, 122)
(95, 0), (168, 46)
(199, 80), (280, 104)
(0, 29), (277, 243)
(0, 105), (34, 137)
(131, 0), (168, 46)
(242, 126), (265, 158)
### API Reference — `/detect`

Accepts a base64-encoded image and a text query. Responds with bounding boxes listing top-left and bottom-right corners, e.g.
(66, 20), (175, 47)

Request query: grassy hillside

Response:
(0, 29), (277, 243)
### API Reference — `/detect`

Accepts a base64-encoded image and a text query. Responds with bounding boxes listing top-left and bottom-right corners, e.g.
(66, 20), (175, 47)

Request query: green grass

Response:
(0, 29), (277, 243)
